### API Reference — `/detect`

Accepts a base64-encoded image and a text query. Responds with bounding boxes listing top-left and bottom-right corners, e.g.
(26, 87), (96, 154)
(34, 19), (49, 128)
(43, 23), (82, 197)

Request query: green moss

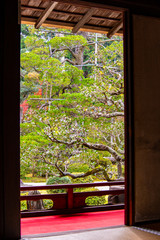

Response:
(22, 176), (46, 183)
(67, 163), (90, 173)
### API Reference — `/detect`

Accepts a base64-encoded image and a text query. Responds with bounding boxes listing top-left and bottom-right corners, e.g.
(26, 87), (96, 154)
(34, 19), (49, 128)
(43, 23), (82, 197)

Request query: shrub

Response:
(21, 200), (27, 211)
(21, 192), (28, 211)
(43, 199), (53, 209)
(85, 195), (106, 206)
(46, 176), (72, 193)
(72, 174), (94, 184)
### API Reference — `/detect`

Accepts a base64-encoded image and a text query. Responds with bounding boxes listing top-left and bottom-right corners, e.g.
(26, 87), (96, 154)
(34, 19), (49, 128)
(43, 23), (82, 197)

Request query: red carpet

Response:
(21, 210), (124, 236)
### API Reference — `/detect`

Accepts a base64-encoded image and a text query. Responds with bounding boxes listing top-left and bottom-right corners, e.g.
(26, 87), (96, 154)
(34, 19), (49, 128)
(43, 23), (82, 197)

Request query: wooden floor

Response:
(26, 226), (160, 240)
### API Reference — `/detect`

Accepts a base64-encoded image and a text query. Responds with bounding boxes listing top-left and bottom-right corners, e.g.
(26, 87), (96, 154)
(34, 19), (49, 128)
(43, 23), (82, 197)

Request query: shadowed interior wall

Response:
(133, 15), (160, 222)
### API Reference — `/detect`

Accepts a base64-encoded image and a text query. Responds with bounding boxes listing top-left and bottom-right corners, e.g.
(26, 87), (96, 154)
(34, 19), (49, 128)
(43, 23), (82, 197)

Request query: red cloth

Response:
(21, 210), (124, 236)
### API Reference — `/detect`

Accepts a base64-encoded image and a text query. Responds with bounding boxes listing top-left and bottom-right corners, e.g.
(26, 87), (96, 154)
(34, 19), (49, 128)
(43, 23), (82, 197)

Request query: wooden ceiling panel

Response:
(28, 0), (42, 7)
(21, 0), (123, 36)
(39, 0), (53, 8)
(22, 0), (31, 5)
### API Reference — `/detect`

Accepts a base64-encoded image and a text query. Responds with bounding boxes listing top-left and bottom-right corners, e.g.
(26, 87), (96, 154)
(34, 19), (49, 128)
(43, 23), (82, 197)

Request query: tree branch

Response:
(51, 46), (77, 59)
(81, 140), (123, 162)
(43, 132), (77, 146)
(55, 161), (111, 181)
(83, 59), (92, 65)
(109, 89), (124, 96)
(84, 111), (124, 118)
(42, 129), (123, 162)
(62, 58), (75, 65)
(62, 85), (72, 94)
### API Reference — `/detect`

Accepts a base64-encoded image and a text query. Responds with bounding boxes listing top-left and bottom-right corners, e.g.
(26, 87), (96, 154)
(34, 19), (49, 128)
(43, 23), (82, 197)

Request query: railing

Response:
(20, 181), (125, 218)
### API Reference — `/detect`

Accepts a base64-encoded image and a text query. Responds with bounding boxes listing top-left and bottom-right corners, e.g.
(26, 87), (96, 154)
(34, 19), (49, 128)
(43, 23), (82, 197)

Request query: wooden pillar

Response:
(0, 1), (20, 239)
(123, 10), (135, 226)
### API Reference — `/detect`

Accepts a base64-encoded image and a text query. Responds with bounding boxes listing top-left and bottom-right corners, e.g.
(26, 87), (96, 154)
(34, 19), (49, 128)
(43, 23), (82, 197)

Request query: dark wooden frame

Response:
(123, 10), (135, 226)
(0, 2), (20, 239)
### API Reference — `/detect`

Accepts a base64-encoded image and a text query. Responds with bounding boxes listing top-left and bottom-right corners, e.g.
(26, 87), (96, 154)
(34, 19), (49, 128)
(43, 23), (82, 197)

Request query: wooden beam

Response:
(107, 18), (123, 38)
(72, 8), (96, 33)
(21, 16), (123, 35)
(21, 5), (121, 22)
(35, 1), (58, 29)
(21, 0), (124, 13)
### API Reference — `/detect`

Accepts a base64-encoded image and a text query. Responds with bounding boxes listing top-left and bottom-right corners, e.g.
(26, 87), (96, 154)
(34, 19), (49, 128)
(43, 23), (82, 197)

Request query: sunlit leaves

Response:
(20, 27), (124, 180)
(49, 35), (87, 49)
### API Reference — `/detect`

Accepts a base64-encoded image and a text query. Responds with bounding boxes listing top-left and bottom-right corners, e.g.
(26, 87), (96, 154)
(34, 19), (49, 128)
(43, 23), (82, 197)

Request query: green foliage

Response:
(49, 35), (87, 49)
(22, 177), (46, 183)
(43, 199), (53, 209)
(20, 192), (28, 211)
(47, 176), (72, 185)
(21, 200), (27, 211)
(71, 175), (94, 184)
(46, 176), (72, 193)
(71, 174), (94, 193)
(85, 195), (106, 206)
(20, 25), (124, 182)
(21, 24), (30, 50)
(67, 163), (90, 173)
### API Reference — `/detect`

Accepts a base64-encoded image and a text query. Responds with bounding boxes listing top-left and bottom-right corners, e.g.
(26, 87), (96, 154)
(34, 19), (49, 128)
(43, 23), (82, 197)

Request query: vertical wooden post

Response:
(123, 10), (135, 226)
(67, 188), (74, 209)
(0, 1), (20, 239)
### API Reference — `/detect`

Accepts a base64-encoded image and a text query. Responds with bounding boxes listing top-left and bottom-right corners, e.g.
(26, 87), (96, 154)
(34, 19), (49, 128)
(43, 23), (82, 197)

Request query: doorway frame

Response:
(0, 1), (136, 239)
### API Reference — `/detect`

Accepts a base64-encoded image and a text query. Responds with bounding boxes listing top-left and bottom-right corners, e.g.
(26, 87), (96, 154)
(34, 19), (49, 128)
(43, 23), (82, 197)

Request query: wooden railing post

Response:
(67, 187), (73, 209)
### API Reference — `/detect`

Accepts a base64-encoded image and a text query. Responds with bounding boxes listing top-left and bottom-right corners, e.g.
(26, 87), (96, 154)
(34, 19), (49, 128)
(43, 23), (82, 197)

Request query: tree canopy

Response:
(20, 25), (124, 182)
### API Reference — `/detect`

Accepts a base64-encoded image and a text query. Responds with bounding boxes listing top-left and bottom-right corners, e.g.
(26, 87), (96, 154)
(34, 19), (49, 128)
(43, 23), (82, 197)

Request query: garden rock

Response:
(27, 190), (44, 211)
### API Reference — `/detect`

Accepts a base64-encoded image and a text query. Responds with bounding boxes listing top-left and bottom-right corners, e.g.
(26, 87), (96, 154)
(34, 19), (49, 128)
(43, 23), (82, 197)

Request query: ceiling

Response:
(21, 0), (123, 37)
